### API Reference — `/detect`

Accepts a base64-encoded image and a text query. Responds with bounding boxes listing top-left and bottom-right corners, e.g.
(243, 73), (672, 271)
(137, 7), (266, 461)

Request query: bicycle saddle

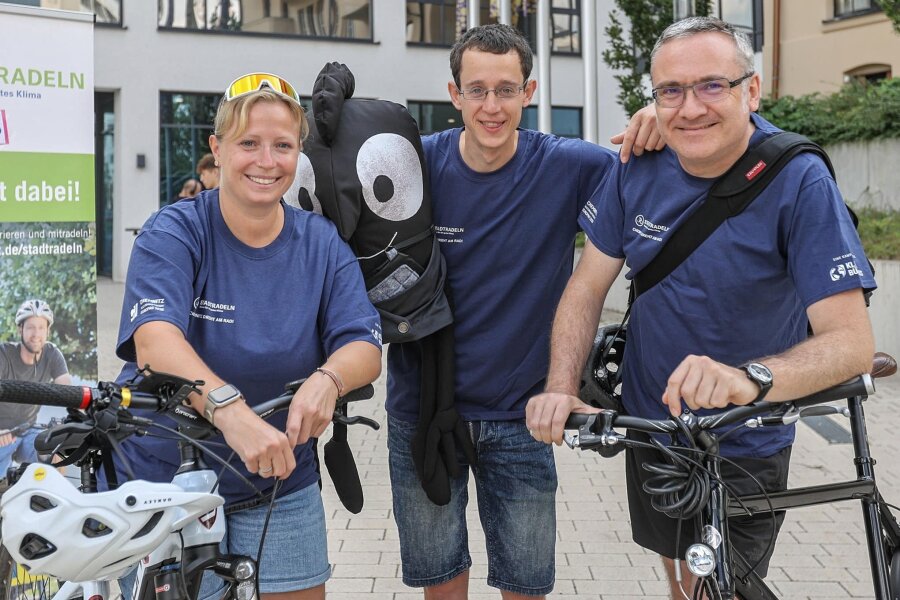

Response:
(872, 352), (897, 379)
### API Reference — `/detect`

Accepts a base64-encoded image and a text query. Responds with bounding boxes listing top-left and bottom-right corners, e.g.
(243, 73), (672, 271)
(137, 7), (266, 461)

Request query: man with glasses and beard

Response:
(0, 299), (71, 476)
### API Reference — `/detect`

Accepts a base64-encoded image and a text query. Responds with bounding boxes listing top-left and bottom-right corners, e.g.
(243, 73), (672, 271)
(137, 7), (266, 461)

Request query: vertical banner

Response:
(0, 5), (97, 384)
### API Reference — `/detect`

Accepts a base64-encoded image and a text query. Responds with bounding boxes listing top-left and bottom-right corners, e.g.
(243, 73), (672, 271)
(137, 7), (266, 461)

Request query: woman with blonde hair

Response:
(115, 73), (382, 600)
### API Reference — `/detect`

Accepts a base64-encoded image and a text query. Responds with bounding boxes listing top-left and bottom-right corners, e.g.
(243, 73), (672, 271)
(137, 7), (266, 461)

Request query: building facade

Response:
(761, 0), (899, 98)
(3, 0), (644, 281)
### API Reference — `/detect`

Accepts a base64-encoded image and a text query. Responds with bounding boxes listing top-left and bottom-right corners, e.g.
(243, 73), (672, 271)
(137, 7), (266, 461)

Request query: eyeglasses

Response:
(457, 82), (528, 101)
(225, 72), (302, 106)
(651, 72), (755, 108)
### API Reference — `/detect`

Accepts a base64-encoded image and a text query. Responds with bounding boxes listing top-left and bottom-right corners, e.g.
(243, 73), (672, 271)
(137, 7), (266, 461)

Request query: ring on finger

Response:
(259, 465), (273, 474)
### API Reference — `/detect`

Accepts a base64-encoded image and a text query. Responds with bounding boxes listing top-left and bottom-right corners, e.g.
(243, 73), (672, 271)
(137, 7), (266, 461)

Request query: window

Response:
(845, 63), (892, 85)
(834, 0), (879, 18)
(407, 101), (462, 134)
(0, 0), (122, 24)
(158, 0), (373, 40)
(521, 106), (582, 138)
(406, 0), (581, 54)
(674, 0), (763, 52)
(159, 92), (220, 207)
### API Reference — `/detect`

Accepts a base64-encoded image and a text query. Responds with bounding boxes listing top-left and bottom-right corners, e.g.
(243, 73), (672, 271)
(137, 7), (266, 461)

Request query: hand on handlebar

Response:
(663, 355), (759, 417)
(285, 372), (339, 448)
(214, 401), (296, 479)
(526, 392), (601, 446)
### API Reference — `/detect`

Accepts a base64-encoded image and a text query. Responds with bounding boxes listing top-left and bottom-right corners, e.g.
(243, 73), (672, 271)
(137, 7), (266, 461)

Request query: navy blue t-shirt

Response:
(115, 190), (381, 504)
(387, 128), (617, 421)
(580, 113), (876, 457)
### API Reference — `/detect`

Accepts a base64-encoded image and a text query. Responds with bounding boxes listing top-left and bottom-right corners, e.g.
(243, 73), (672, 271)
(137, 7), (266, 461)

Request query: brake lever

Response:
(333, 413), (380, 430)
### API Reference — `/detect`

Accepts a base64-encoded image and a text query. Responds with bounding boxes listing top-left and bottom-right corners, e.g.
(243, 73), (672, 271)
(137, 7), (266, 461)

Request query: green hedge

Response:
(758, 78), (900, 147)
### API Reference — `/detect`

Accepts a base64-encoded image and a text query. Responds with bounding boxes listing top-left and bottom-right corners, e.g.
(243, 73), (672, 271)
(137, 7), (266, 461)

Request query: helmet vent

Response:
(19, 533), (56, 560)
(29, 495), (57, 512)
(82, 517), (113, 538)
(131, 510), (165, 539)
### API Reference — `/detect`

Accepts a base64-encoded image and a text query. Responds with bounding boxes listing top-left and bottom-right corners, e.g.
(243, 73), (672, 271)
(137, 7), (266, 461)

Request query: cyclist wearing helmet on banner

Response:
(0, 299), (72, 475)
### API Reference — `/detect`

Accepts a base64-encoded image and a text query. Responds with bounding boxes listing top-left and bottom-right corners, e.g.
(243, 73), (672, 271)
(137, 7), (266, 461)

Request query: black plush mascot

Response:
(286, 62), (475, 509)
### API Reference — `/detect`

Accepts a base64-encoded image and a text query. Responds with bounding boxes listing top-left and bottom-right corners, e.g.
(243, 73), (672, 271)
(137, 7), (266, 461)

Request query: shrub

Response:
(759, 78), (900, 146)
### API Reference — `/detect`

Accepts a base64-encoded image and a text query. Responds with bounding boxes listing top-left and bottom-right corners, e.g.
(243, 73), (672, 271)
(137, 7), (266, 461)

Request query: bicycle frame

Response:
(710, 392), (900, 599)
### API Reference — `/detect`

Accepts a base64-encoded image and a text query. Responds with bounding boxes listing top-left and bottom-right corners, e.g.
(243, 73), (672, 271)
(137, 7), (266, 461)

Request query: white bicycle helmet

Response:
(0, 463), (223, 582)
(15, 300), (54, 327)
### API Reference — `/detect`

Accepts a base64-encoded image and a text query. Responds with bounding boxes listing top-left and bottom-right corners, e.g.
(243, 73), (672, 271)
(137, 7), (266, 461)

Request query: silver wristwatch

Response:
(203, 384), (243, 425)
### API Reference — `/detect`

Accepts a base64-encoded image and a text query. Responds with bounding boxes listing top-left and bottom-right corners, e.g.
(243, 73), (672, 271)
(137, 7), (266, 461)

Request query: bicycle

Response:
(0, 367), (376, 600)
(0, 419), (66, 492)
(565, 353), (899, 600)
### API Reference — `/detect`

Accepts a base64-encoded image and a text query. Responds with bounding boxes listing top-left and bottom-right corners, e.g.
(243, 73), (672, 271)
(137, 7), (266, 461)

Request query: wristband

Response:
(315, 367), (344, 397)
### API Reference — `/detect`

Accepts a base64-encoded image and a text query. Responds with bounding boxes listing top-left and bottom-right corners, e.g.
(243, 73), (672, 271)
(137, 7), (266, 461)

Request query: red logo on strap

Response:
(745, 160), (766, 180)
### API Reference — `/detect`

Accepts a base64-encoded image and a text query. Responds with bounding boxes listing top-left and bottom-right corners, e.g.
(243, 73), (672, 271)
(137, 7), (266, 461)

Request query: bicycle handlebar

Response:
(564, 373), (874, 441)
(0, 379), (375, 416)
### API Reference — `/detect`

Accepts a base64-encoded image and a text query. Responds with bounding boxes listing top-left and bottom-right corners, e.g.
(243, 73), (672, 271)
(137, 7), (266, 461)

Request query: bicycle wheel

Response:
(0, 546), (75, 600)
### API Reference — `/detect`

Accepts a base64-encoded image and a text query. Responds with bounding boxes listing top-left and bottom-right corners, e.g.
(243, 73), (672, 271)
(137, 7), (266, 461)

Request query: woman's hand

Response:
(286, 372), (340, 447)
(213, 401), (296, 479)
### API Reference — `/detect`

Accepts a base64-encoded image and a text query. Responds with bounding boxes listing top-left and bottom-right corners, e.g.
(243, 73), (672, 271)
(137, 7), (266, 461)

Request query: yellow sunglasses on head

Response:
(225, 72), (301, 106)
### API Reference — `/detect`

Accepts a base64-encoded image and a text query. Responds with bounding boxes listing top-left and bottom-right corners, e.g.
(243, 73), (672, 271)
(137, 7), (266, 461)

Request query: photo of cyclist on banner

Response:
(0, 299), (71, 478)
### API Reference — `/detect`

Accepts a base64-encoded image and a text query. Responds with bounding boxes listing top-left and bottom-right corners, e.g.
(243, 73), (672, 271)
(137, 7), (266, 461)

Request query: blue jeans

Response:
(388, 415), (557, 596)
(120, 482), (330, 598)
(0, 427), (39, 477)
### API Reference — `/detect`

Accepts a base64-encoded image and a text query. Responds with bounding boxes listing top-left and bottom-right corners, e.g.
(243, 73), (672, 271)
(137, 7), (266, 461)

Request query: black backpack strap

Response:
(632, 132), (831, 301)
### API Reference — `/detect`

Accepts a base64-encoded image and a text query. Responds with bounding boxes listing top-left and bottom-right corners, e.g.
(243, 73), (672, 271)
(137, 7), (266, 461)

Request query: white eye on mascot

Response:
(286, 62), (473, 509)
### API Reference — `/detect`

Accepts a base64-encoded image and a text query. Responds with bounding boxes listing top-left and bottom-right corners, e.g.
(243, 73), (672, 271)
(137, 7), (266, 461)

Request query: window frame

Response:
(833, 0), (882, 19)
(156, 0), (375, 43)
(404, 0), (582, 56)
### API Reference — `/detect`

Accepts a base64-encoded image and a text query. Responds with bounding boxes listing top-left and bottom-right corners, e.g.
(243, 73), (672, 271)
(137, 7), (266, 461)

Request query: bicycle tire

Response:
(0, 546), (78, 600)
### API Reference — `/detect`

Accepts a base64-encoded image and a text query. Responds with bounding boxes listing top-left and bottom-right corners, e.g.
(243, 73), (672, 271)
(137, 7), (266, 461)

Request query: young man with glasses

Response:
(527, 17), (876, 598)
(385, 23), (661, 599)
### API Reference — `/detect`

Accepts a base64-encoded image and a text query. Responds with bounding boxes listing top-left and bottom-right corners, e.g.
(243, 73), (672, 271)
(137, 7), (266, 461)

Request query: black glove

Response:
(411, 325), (476, 506)
(324, 420), (364, 513)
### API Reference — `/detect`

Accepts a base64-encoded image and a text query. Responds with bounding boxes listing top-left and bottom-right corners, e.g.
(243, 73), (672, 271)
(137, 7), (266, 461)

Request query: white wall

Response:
(828, 139), (900, 212)
(95, 1), (631, 281)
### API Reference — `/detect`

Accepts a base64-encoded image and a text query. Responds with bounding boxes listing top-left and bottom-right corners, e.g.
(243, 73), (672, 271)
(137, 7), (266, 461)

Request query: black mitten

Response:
(324, 421), (364, 513)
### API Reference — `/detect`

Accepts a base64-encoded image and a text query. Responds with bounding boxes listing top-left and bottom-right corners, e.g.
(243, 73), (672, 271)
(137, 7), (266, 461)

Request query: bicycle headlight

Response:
(233, 558), (256, 582)
(685, 543), (716, 577)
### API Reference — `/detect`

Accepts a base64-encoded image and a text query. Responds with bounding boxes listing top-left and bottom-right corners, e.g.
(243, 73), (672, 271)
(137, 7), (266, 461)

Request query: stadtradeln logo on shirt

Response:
(632, 214), (670, 243)
(191, 297), (236, 324)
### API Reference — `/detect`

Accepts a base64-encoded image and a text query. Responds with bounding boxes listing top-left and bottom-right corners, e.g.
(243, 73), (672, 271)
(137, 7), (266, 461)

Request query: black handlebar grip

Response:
(0, 380), (89, 409)
(341, 384), (375, 403)
(565, 413), (594, 428)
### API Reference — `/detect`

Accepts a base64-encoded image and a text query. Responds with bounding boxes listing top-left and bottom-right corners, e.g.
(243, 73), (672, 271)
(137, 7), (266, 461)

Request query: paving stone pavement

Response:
(97, 278), (900, 599)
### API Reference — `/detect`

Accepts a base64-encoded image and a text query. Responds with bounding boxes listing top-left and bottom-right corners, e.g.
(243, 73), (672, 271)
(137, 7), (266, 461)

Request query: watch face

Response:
(747, 363), (773, 385)
(209, 384), (240, 405)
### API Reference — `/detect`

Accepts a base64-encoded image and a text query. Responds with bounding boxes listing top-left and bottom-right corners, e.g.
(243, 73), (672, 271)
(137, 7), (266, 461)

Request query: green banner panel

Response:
(0, 151), (95, 222)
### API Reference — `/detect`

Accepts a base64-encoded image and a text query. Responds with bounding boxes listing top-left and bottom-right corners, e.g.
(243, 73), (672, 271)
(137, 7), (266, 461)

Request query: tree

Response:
(602, 0), (712, 116)
(876, 0), (900, 34)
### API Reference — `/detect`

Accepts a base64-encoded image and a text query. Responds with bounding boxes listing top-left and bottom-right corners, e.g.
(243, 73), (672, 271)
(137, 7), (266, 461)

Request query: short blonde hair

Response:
(213, 88), (308, 142)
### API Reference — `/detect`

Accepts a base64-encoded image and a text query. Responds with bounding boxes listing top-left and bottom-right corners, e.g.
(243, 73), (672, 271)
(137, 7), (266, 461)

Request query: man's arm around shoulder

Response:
(527, 241), (625, 445)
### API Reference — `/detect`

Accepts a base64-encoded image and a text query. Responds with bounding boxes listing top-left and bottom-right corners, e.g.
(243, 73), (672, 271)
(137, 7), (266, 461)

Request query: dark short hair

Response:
(449, 23), (533, 88)
(196, 153), (217, 172)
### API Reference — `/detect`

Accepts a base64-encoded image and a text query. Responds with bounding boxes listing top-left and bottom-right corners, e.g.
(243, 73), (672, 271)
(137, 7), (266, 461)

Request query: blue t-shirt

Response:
(387, 128), (617, 421)
(115, 190), (382, 504)
(580, 113), (876, 457)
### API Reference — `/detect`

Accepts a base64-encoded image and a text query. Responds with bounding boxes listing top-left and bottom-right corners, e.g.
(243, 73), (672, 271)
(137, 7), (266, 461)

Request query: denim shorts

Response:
(388, 415), (557, 596)
(0, 428), (39, 476)
(120, 481), (330, 598)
